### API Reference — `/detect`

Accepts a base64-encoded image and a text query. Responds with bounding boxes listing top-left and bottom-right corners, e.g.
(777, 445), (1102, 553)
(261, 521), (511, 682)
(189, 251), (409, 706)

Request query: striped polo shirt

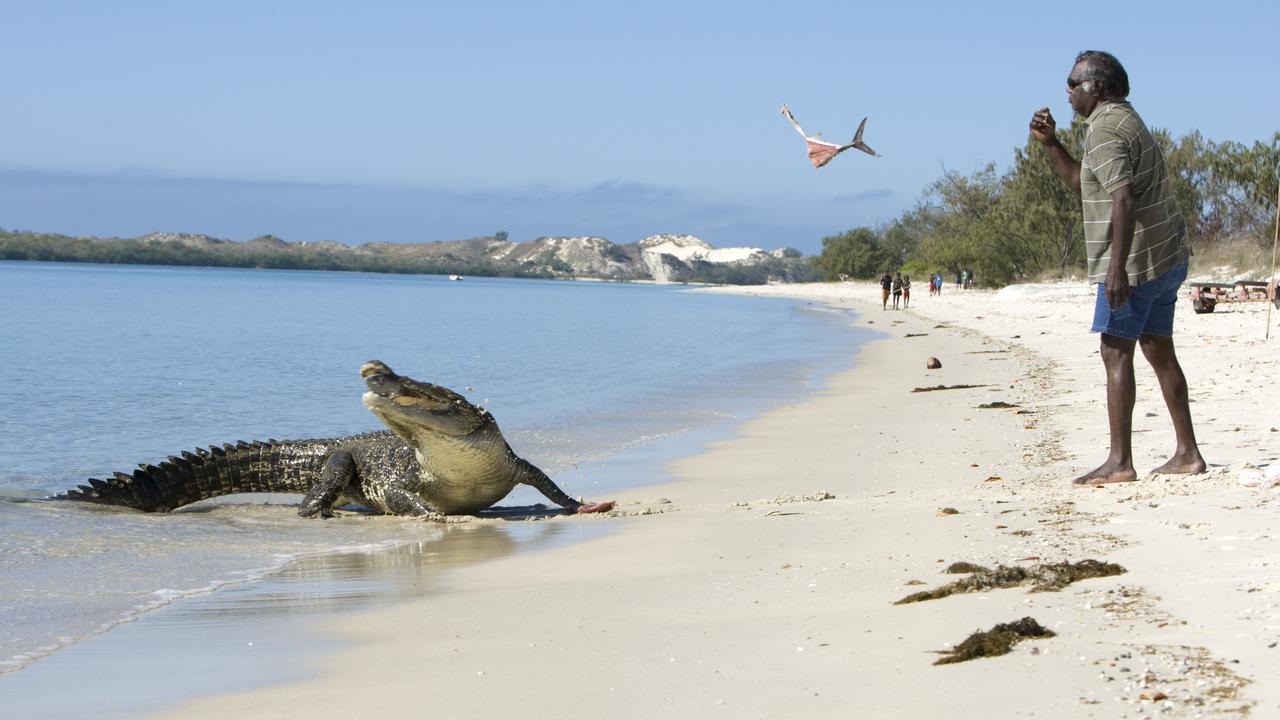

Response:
(1080, 101), (1189, 285)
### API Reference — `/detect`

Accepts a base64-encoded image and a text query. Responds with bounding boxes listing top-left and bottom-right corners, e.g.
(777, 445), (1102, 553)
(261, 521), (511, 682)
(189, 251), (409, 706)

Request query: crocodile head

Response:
(360, 360), (493, 445)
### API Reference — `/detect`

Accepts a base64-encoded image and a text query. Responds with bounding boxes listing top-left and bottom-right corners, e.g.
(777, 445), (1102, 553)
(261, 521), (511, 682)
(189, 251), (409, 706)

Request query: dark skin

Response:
(1030, 60), (1206, 486)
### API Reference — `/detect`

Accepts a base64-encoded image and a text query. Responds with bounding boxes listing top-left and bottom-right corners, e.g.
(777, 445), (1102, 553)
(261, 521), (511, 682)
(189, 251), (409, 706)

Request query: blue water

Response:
(0, 261), (869, 676)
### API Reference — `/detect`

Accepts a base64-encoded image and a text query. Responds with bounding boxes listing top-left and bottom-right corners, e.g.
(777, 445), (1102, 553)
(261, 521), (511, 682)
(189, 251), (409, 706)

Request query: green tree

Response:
(911, 165), (1009, 283)
(1002, 120), (1087, 272)
(812, 227), (889, 280)
(1208, 133), (1280, 244)
(1153, 129), (1212, 243)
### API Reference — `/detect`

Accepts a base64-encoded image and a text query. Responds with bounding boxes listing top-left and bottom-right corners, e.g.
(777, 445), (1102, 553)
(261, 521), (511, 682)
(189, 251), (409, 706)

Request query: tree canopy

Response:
(814, 123), (1279, 287)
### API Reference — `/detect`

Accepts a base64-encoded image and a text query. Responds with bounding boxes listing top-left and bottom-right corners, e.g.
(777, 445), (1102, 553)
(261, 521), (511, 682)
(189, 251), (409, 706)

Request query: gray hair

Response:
(1075, 50), (1130, 100)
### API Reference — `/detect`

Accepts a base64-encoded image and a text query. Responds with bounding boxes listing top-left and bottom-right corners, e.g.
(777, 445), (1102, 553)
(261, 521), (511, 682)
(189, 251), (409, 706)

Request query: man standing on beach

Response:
(1030, 50), (1206, 485)
(880, 271), (893, 310)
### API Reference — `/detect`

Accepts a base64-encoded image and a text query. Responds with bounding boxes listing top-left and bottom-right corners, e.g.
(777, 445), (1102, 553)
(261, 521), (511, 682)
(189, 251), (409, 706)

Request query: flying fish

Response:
(781, 104), (880, 168)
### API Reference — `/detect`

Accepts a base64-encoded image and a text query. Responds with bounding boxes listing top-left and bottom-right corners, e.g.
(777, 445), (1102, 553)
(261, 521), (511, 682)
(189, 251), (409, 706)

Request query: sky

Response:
(2, 0), (1276, 255)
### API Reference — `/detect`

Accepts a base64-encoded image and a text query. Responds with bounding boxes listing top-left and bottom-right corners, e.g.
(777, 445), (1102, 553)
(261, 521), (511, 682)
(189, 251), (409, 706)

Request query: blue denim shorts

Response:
(1090, 260), (1188, 340)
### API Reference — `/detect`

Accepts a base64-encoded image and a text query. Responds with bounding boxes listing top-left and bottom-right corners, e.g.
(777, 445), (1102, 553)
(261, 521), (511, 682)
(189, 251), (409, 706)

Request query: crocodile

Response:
(56, 360), (614, 520)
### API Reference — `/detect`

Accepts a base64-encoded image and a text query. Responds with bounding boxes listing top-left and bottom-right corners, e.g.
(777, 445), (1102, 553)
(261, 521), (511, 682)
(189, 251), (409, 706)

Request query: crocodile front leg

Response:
(517, 459), (614, 514)
(299, 451), (356, 518)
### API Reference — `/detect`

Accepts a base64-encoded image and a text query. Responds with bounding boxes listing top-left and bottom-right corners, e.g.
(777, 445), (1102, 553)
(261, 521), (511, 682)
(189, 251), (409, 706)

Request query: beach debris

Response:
(608, 504), (678, 517)
(780, 104), (879, 168)
(944, 561), (988, 574)
(933, 617), (1055, 665)
(893, 559), (1127, 604)
(759, 491), (835, 505)
(984, 475), (1002, 482)
(600, 499), (677, 517)
(1237, 463), (1280, 489)
(911, 383), (988, 393)
(926, 357), (942, 369)
(937, 507), (961, 516)
(731, 491), (835, 511)
(977, 401), (1020, 409)
(905, 333), (928, 338)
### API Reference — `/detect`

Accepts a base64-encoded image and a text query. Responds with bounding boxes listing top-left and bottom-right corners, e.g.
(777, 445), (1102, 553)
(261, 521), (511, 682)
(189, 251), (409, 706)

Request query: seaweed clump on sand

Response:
(894, 559), (1126, 605)
(910, 384), (987, 393)
(976, 401), (1019, 409)
(944, 561), (989, 574)
(934, 617), (1055, 665)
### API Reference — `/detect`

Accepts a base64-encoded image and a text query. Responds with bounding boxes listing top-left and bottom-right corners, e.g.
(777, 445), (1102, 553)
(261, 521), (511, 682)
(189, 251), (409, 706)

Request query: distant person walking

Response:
(935, 272), (943, 295)
(1029, 50), (1204, 486)
(880, 271), (893, 310)
(902, 275), (911, 308)
(891, 272), (903, 310)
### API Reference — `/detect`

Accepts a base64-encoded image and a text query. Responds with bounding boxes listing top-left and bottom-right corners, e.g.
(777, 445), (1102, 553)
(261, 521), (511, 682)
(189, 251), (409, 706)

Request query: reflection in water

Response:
(179, 520), (571, 619)
(0, 517), (607, 720)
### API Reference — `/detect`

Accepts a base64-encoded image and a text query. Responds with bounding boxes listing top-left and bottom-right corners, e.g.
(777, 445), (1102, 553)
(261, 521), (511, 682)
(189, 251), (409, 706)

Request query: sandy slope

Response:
(164, 281), (1280, 719)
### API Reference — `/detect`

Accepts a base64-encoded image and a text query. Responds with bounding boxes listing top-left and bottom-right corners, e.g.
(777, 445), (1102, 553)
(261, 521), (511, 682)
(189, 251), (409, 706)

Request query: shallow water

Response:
(0, 261), (869, 677)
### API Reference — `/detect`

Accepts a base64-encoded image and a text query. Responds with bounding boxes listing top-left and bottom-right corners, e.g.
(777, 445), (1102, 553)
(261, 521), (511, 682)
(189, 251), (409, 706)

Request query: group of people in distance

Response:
(879, 268), (977, 310)
(878, 271), (911, 310)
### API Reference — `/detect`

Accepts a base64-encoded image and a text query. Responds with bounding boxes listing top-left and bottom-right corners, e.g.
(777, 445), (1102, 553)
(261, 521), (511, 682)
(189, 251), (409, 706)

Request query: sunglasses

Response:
(1067, 77), (1088, 90)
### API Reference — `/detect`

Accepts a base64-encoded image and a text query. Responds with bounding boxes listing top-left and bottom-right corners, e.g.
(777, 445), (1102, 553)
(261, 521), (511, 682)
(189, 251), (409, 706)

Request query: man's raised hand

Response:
(1030, 107), (1057, 146)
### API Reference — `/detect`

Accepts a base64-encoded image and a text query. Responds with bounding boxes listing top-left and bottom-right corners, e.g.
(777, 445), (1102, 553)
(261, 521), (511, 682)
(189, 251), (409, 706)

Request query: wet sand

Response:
(16, 280), (1280, 718)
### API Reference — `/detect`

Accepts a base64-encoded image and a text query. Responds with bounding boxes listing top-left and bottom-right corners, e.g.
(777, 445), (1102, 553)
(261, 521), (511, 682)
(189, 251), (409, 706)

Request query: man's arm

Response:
(1104, 183), (1135, 309)
(1030, 107), (1081, 195)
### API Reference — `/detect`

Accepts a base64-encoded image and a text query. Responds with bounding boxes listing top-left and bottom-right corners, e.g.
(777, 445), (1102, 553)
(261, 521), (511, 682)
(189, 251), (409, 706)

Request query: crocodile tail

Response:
(57, 439), (337, 512)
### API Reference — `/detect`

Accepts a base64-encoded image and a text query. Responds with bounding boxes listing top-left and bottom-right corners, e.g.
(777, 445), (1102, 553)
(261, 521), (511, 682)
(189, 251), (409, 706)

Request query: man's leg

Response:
(1073, 333), (1139, 485)
(1138, 334), (1207, 474)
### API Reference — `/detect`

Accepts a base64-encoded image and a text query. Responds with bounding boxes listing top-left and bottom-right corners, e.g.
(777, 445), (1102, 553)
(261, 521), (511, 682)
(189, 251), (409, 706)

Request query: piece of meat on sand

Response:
(781, 104), (880, 168)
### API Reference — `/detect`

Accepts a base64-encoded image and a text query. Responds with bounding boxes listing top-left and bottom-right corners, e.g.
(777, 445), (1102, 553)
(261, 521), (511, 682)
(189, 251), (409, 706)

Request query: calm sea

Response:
(0, 261), (869, 678)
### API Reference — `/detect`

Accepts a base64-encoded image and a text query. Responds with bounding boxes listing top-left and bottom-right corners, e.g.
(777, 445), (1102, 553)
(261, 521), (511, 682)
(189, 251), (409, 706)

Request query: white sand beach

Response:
(163, 280), (1280, 719)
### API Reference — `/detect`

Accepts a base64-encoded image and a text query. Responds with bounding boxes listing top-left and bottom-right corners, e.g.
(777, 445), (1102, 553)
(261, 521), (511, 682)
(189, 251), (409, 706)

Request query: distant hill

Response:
(0, 229), (819, 285)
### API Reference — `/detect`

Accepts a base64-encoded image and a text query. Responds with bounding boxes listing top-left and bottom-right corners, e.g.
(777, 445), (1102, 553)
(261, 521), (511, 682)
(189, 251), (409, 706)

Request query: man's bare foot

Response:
(1150, 452), (1207, 475)
(575, 501), (615, 514)
(1072, 462), (1138, 487)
